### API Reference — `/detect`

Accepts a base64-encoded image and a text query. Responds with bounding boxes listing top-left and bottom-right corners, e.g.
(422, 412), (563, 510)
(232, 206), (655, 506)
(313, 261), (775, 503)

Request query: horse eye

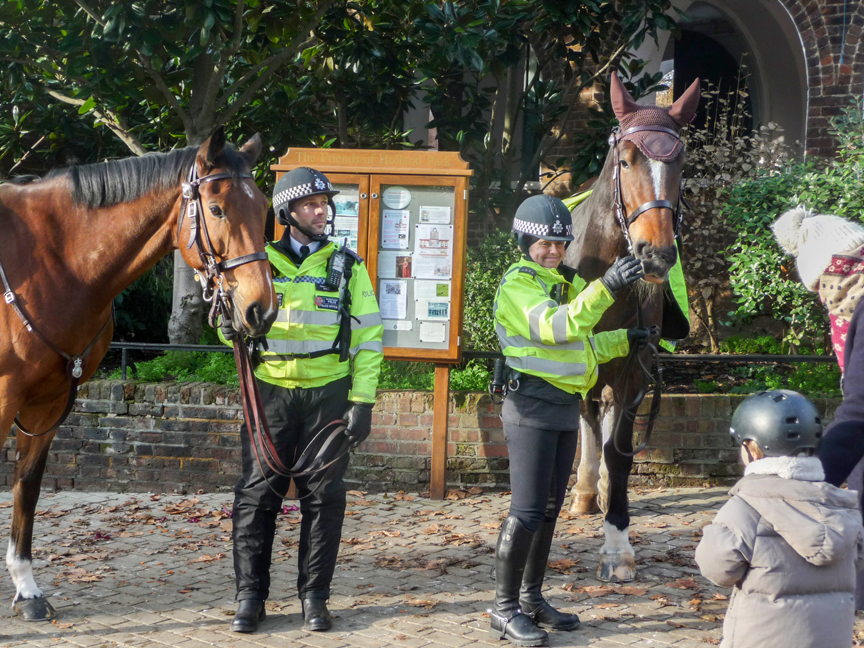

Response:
(209, 204), (224, 218)
(620, 160), (629, 169)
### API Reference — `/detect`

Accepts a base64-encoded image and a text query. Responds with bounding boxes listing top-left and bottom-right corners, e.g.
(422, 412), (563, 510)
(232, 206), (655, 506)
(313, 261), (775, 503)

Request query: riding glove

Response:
(599, 256), (644, 294)
(343, 402), (374, 449)
(220, 319), (240, 342)
(627, 327), (651, 347)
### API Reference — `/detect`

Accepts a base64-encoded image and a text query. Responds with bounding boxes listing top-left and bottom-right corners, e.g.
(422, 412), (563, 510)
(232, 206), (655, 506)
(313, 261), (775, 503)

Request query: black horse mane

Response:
(8, 144), (251, 209)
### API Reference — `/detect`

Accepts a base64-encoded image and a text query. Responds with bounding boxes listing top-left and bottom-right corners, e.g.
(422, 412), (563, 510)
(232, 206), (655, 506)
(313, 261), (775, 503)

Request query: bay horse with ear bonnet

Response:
(0, 127), (277, 620)
(564, 73), (699, 581)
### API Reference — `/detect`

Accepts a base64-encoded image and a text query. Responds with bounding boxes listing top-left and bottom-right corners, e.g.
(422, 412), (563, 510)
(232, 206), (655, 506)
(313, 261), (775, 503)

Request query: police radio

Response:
(325, 239), (349, 290)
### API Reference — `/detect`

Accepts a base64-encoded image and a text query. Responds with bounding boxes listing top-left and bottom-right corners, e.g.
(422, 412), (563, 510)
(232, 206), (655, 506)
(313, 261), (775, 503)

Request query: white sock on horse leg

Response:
(6, 541), (43, 602)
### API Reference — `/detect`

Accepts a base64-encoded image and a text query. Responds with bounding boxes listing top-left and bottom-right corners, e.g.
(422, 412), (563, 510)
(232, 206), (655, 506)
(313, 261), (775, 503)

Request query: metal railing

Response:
(109, 342), (837, 380)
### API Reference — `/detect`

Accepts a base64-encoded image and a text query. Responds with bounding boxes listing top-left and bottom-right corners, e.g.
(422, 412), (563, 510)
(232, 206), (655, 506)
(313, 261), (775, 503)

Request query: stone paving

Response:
(1, 486), (863, 647)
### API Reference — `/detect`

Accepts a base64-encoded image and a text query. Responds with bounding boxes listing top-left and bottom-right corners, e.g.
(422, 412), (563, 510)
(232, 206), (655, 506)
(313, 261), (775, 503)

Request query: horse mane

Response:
(52, 144), (252, 209)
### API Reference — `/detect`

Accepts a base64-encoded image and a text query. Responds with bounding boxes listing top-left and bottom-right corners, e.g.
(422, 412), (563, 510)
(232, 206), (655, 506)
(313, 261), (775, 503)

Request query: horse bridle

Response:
(610, 125), (688, 254)
(179, 165), (354, 494)
(608, 124), (688, 457)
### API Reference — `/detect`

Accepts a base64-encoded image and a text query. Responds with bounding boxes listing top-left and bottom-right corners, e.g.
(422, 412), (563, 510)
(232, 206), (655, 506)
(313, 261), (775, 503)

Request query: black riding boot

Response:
(489, 516), (549, 647)
(520, 520), (580, 631)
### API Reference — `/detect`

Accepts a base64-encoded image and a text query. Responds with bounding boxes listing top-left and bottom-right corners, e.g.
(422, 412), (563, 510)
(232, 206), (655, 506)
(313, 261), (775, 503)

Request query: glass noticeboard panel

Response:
(376, 183), (456, 351)
(330, 182), (361, 253)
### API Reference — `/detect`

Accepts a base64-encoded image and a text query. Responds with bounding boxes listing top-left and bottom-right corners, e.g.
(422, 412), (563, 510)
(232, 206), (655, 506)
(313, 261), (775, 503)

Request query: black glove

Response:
(599, 256), (644, 294)
(627, 327), (651, 347)
(220, 319), (240, 342)
(343, 402), (374, 449)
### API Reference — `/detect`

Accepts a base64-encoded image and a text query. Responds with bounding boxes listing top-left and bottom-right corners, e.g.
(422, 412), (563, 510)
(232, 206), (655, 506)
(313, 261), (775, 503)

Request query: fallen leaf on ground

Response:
(596, 603), (620, 609)
(445, 490), (468, 500)
(548, 559), (580, 574)
(188, 553), (226, 564)
(667, 578), (700, 590)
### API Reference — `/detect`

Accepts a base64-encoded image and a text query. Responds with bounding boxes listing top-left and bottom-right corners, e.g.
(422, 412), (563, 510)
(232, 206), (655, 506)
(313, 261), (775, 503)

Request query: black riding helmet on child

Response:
(272, 167), (340, 242)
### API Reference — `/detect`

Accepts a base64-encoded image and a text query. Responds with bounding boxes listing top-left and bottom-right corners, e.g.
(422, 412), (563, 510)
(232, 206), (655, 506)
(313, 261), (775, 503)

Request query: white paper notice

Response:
(417, 299), (450, 320)
(333, 215), (359, 251)
(379, 280), (407, 319)
(419, 205), (451, 224)
(414, 257), (452, 280)
(377, 251), (398, 278)
(382, 210), (410, 249)
(419, 322), (446, 343)
(383, 319), (412, 331)
(414, 224), (453, 257)
(414, 280), (451, 300)
(382, 186), (411, 209)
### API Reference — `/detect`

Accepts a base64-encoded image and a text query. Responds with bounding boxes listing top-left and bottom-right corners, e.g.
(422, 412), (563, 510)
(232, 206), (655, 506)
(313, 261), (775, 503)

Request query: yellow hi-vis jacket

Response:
(493, 258), (631, 396)
(226, 242), (384, 404)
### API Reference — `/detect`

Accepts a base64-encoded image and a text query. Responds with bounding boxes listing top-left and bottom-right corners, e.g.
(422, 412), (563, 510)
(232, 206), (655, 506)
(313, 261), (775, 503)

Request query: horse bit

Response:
(608, 124), (689, 458)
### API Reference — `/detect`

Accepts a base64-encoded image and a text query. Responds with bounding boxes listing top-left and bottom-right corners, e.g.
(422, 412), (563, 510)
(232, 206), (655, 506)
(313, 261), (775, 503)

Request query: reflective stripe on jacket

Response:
(493, 258), (629, 396)
(239, 242), (383, 403)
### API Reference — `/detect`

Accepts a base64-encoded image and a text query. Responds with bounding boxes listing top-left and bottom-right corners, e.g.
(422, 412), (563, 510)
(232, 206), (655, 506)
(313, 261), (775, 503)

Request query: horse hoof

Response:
(597, 554), (637, 583)
(13, 596), (57, 622)
(570, 493), (600, 515)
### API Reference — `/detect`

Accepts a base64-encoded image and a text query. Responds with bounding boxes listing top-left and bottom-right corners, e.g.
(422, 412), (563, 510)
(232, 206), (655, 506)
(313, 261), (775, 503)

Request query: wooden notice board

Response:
(271, 149), (473, 499)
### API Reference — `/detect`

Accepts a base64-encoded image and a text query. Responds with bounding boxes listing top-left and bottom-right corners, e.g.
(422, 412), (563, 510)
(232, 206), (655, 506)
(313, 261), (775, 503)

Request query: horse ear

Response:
(668, 78), (701, 127)
(239, 133), (263, 166)
(198, 126), (227, 169)
(610, 72), (640, 122)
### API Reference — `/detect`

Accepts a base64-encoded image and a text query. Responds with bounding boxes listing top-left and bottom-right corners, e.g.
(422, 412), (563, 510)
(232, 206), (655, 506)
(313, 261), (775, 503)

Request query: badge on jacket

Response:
(315, 295), (339, 311)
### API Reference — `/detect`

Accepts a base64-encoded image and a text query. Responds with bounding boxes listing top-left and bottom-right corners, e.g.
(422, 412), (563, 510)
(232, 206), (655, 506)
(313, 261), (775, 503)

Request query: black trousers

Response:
(501, 390), (581, 533)
(233, 376), (351, 602)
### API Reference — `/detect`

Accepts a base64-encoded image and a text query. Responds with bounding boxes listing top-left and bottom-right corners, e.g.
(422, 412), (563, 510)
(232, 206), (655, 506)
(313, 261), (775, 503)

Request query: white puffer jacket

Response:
(695, 456), (864, 648)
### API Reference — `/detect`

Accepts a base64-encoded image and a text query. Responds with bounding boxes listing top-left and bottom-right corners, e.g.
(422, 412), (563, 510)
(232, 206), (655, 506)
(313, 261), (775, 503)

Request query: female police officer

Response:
(489, 195), (646, 646)
(222, 167), (383, 633)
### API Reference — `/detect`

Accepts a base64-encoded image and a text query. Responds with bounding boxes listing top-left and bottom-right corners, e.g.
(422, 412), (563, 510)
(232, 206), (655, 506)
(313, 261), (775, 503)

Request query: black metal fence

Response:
(110, 342), (837, 381)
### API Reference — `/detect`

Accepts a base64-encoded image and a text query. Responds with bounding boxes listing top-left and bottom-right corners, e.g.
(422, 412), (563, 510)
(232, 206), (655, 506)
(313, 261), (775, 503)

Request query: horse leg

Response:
(570, 399), (601, 514)
(6, 411), (58, 621)
(597, 400), (637, 583)
(596, 391), (616, 514)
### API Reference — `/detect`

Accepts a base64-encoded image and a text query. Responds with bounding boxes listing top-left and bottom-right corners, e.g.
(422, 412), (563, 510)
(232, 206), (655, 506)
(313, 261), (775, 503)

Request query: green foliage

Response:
(723, 100), (864, 349)
(449, 359), (492, 391)
(378, 361), (435, 390)
(728, 363), (841, 398)
(719, 335), (783, 355)
(113, 256), (173, 342)
(109, 351), (239, 385)
(462, 229), (521, 351)
(693, 379), (718, 394)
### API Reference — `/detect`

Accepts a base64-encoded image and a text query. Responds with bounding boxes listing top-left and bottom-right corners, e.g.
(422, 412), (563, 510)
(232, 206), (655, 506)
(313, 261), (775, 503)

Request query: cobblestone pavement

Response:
(2, 487), (863, 647)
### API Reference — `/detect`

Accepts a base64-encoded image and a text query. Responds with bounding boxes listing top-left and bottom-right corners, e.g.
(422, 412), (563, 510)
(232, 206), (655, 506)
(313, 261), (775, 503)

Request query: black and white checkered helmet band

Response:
(272, 167), (338, 213)
(513, 217), (573, 238)
(273, 182), (319, 211)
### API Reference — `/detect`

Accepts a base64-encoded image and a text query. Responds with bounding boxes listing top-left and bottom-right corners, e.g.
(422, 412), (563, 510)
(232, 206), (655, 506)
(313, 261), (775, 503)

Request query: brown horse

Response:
(0, 128), (277, 620)
(564, 74), (699, 582)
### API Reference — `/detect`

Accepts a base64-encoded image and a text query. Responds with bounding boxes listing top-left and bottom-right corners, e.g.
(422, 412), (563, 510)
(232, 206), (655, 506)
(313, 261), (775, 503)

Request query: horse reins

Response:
(608, 125), (687, 458)
(179, 165), (354, 497)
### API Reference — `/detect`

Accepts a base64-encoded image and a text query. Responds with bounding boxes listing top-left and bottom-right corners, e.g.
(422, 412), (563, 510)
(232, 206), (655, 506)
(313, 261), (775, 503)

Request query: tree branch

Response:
(45, 88), (147, 155)
(73, 0), (105, 27)
(514, 40), (628, 197)
(215, 0), (337, 116)
(137, 53), (191, 133)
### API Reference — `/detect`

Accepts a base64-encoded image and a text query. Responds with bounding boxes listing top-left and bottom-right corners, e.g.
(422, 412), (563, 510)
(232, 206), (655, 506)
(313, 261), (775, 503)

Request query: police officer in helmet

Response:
(221, 167), (383, 633)
(489, 195), (648, 646)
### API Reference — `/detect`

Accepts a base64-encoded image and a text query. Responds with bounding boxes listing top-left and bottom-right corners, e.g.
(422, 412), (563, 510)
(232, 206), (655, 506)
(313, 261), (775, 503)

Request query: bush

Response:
(109, 351), (238, 384)
(462, 230), (521, 351)
(113, 256), (173, 343)
(723, 99), (864, 350)
(719, 335), (783, 355)
(728, 362), (841, 398)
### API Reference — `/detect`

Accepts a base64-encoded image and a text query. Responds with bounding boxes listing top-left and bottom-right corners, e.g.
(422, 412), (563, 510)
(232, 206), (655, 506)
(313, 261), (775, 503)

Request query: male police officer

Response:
(223, 167), (383, 633)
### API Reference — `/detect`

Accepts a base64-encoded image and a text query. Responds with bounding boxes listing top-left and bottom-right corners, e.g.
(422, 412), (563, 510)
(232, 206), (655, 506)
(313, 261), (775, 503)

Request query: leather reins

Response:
(607, 125), (687, 458)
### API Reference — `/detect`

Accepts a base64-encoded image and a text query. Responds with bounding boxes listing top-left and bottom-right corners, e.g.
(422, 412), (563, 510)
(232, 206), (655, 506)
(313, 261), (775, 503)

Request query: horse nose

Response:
(245, 302), (273, 336)
(633, 239), (650, 258)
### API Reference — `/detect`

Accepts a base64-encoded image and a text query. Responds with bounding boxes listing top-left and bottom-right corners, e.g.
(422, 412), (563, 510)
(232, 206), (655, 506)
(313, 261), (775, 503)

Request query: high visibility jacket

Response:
(226, 242), (384, 404)
(493, 258), (630, 396)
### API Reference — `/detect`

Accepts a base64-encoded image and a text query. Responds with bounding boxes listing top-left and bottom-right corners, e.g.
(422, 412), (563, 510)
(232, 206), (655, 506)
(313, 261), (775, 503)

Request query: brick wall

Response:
(0, 381), (842, 494)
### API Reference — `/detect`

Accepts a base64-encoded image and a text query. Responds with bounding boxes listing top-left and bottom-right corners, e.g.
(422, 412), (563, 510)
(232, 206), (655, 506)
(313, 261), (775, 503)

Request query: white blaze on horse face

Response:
(243, 184), (255, 201)
(600, 520), (635, 557)
(6, 541), (43, 601)
(649, 160), (665, 200)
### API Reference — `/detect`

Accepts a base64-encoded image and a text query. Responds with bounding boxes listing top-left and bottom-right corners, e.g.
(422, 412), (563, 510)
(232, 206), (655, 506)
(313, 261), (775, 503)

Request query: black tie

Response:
(300, 245), (310, 261)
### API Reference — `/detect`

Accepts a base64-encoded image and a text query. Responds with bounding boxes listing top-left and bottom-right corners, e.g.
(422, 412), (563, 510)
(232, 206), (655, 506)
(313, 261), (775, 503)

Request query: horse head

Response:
(609, 73), (700, 283)
(176, 127), (277, 337)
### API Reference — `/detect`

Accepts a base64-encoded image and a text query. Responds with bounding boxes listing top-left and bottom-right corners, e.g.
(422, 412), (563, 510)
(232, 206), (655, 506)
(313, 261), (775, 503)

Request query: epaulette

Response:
(341, 246), (364, 264)
(518, 266), (537, 278)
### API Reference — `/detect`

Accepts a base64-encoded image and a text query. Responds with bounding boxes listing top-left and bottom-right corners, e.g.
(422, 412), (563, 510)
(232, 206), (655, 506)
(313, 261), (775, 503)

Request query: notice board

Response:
(271, 149), (472, 364)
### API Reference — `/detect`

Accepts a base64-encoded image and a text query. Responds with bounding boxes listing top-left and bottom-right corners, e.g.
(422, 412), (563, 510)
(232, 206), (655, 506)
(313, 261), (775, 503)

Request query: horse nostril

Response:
(245, 303), (262, 330)
(633, 240), (650, 258)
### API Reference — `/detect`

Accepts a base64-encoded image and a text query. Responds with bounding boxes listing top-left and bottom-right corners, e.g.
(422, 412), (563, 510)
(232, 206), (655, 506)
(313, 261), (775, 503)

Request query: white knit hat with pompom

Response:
(771, 206), (864, 291)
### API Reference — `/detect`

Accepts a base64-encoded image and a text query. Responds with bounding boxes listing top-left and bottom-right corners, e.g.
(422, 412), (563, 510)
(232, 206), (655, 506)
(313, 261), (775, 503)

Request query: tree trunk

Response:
(168, 251), (206, 344)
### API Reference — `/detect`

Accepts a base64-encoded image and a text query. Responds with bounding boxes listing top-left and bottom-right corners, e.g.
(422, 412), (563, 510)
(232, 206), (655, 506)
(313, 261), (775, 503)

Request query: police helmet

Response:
(272, 167), (340, 228)
(729, 390), (823, 457)
(512, 195), (574, 255)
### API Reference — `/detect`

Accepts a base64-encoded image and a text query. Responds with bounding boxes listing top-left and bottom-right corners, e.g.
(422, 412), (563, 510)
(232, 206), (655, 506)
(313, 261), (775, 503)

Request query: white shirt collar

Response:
(288, 235), (321, 257)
